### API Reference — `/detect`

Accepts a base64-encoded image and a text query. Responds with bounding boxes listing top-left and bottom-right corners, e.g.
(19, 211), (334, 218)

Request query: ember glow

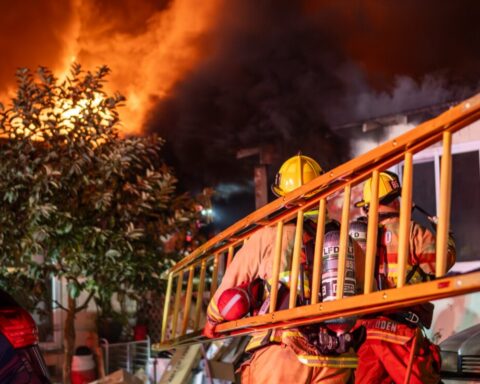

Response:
(5, 91), (113, 143)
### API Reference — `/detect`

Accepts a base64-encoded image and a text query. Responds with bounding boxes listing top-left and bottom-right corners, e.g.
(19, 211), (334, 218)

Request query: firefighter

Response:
(203, 154), (363, 384)
(353, 170), (456, 384)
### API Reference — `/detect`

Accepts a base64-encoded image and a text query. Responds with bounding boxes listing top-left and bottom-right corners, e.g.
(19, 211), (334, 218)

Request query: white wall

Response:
(429, 261), (480, 343)
(349, 121), (480, 158)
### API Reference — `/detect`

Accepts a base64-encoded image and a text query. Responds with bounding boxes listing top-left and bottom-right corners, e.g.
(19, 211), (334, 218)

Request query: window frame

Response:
(394, 139), (480, 263)
(394, 140), (480, 216)
(38, 277), (63, 351)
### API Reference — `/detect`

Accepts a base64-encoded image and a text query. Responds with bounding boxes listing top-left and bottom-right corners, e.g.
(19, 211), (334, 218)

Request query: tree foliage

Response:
(0, 64), (200, 381)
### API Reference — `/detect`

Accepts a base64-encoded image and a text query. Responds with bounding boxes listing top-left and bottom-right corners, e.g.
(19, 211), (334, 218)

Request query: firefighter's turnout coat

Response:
(354, 204), (456, 384)
(206, 222), (363, 384)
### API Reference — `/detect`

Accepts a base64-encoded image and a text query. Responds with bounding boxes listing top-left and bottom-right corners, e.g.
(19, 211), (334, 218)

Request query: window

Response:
(397, 141), (480, 262)
(450, 151), (480, 261)
(411, 160), (436, 230)
(34, 278), (62, 350)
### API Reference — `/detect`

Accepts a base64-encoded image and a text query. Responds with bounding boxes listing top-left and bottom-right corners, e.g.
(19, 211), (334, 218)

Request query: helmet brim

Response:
(354, 188), (401, 208)
(271, 184), (284, 197)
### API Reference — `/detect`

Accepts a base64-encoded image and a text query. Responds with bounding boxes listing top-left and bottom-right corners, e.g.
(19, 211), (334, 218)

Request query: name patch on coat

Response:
(373, 319), (397, 333)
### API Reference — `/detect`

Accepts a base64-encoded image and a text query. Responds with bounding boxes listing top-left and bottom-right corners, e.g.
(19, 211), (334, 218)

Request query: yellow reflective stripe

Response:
(245, 330), (271, 351)
(246, 329), (359, 368)
(367, 330), (411, 344)
(297, 355), (358, 368)
(245, 340), (262, 351)
(280, 330), (304, 338)
(268, 271), (311, 296)
(207, 301), (223, 322)
(271, 332), (282, 343)
(246, 329), (302, 351)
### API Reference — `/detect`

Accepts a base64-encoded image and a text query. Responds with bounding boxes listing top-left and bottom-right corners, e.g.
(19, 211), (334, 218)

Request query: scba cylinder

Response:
(349, 218), (368, 252)
(321, 230), (356, 302)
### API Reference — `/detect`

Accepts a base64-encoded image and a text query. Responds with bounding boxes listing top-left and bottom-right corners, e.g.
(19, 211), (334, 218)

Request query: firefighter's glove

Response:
(203, 318), (220, 339)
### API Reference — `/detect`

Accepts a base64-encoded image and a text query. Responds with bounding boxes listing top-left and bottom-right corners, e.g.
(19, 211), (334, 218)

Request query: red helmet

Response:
(217, 286), (251, 321)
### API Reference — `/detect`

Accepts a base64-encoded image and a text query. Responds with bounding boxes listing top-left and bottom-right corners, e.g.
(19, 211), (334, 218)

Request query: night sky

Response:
(2, 0), (480, 226)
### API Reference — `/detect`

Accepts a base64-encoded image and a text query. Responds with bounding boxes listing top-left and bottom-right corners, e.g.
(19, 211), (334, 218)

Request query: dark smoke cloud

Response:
(307, 0), (480, 124)
(326, 66), (479, 125)
(147, 0), (350, 189)
(148, 0), (480, 190)
(306, 0), (480, 87)
(2, 0), (480, 193)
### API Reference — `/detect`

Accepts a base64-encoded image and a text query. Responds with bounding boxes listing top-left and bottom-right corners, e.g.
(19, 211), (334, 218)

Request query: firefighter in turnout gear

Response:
(204, 154), (364, 384)
(353, 171), (456, 384)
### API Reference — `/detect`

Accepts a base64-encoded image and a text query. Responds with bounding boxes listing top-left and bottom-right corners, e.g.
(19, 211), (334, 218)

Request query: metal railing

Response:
(101, 337), (151, 374)
(153, 93), (480, 351)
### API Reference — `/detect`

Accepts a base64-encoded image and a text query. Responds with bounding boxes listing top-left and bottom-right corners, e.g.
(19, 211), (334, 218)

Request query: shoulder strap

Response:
(375, 223), (388, 290)
(405, 263), (432, 284)
(378, 212), (399, 221)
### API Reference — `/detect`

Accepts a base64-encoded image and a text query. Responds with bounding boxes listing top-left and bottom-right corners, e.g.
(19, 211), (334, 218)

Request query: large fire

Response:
(0, 0), (221, 136)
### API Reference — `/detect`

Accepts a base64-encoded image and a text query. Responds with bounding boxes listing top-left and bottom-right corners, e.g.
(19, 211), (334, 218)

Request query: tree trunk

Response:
(63, 295), (76, 384)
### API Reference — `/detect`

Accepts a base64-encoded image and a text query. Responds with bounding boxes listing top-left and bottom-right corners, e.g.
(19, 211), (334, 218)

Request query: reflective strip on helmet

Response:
(219, 293), (244, 318)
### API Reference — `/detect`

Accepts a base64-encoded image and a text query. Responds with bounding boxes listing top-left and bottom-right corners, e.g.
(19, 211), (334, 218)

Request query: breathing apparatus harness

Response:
(256, 218), (365, 355)
(360, 203), (437, 329)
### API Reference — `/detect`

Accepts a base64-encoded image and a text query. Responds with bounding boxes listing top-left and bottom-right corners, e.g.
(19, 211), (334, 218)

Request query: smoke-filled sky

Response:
(2, 0), (480, 193)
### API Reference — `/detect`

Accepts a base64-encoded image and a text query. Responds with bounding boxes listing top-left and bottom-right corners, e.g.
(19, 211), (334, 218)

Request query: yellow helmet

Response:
(272, 154), (323, 197)
(355, 171), (401, 207)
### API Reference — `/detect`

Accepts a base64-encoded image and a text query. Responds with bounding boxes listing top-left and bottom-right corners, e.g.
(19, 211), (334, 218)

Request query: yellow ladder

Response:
(153, 93), (480, 352)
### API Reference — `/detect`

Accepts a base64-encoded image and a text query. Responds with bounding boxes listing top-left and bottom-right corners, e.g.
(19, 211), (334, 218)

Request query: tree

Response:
(0, 64), (200, 382)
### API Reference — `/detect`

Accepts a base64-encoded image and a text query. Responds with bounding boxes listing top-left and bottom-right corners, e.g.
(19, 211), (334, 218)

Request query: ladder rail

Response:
(155, 94), (480, 350)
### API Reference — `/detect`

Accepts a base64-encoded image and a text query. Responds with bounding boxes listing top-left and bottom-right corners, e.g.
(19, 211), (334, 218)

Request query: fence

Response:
(101, 337), (151, 375)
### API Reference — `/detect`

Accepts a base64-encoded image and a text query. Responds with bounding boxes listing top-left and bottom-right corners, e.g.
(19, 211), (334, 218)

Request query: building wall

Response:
(349, 122), (480, 159)
(429, 262), (480, 343)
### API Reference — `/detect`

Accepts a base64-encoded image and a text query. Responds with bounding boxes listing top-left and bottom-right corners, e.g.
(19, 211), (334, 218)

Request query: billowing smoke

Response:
(147, 0), (351, 189)
(146, 0), (480, 189)
(1, 0), (480, 193)
(327, 69), (479, 125)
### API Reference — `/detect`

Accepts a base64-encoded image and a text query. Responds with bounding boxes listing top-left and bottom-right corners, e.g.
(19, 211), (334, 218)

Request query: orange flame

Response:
(1, 0), (221, 136)
(66, 0), (222, 135)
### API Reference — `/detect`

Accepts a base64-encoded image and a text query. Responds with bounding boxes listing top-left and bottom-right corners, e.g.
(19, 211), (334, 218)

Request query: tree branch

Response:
(76, 290), (95, 313)
(53, 300), (68, 312)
